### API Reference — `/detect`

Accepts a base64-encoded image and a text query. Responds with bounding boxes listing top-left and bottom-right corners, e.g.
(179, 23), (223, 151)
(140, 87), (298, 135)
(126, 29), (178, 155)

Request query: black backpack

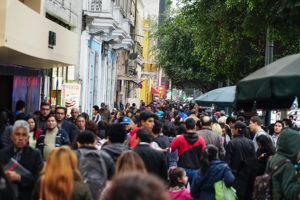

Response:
(76, 148), (108, 200)
(252, 159), (290, 200)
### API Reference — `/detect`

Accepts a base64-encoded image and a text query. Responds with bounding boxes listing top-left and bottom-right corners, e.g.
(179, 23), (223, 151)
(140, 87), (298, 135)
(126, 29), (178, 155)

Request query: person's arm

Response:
(280, 164), (300, 199)
(170, 137), (179, 153)
(223, 165), (235, 187)
(62, 130), (71, 146)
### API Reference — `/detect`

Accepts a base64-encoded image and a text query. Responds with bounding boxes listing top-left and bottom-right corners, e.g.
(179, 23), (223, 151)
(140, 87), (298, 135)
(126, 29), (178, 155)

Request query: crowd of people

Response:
(0, 99), (300, 200)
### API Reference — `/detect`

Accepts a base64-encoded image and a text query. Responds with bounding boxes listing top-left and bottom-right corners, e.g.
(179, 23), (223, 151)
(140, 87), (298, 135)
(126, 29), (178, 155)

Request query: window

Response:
(88, 0), (102, 12)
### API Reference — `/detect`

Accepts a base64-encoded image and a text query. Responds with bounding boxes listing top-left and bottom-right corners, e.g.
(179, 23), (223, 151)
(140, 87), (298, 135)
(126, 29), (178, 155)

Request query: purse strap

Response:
(39, 176), (44, 200)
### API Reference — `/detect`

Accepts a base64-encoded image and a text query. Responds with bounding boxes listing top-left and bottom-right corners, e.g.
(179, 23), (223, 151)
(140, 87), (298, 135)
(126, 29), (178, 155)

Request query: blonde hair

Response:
(115, 151), (147, 176)
(212, 123), (223, 136)
(41, 146), (82, 200)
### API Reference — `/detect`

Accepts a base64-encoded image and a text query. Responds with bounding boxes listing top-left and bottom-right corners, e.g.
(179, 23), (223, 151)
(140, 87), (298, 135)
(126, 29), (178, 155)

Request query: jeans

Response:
(185, 168), (198, 187)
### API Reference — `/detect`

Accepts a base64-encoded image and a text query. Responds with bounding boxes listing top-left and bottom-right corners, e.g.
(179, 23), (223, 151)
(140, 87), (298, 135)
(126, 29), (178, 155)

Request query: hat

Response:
(120, 117), (131, 124)
(101, 103), (105, 107)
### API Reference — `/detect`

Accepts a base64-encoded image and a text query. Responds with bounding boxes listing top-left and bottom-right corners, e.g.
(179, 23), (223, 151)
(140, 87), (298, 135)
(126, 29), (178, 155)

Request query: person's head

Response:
(71, 108), (79, 119)
(81, 112), (90, 122)
(27, 116), (37, 132)
(236, 116), (245, 123)
(116, 111), (122, 119)
(274, 120), (283, 135)
(135, 128), (152, 144)
(76, 115), (86, 131)
(232, 122), (247, 136)
(120, 117), (132, 131)
(152, 119), (162, 135)
(146, 106), (152, 112)
(289, 115), (294, 122)
(200, 144), (218, 173)
(40, 102), (51, 118)
(107, 124), (127, 143)
(92, 105), (100, 116)
(55, 106), (67, 122)
(11, 120), (29, 149)
(226, 116), (236, 127)
(212, 123), (222, 136)
(42, 146), (82, 200)
(163, 122), (177, 137)
(249, 116), (263, 133)
(101, 172), (170, 200)
(46, 114), (57, 130)
(168, 167), (188, 188)
(16, 100), (25, 113)
(184, 118), (196, 131)
(85, 120), (98, 136)
(101, 102), (105, 108)
(196, 119), (202, 130)
(139, 111), (156, 131)
(76, 130), (96, 147)
(115, 151), (147, 176)
(201, 116), (212, 128)
(256, 134), (276, 155)
(126, 110), (133, 118)
(98, 120), (108, 131)
(219, 122), (226, 136)
(282, 118), (292, 128)
(130, 117), (139, 130)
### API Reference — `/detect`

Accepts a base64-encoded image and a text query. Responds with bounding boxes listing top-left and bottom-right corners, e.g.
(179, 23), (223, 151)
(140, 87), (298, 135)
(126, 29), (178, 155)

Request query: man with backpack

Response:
(75, 131), (115, 200)
(253, 128), (300, 199)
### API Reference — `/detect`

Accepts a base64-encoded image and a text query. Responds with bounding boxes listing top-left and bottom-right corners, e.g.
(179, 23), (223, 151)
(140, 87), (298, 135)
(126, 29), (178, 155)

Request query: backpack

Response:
(252, 159), (290, 200)
(76, 148), (108, 200)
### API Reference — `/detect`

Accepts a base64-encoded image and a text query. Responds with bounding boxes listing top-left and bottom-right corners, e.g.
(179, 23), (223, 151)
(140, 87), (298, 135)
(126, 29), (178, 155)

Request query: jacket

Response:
(190, 159), (235, 200)
(99, 109), (110, 123)
(268, 128), (300, 200)
(101, 143), (131, 163)
(61, 120), (80, 143)
(171, 132), (206, 169)
(36, 127), (71, 159)
(1, 124), (13, 149)
(0, 145), (44, 200)
(169, 188), (194, 200)
(225, 134), (255, 176)
(134, 143), (168, 181)
(197, 129), (225, 160)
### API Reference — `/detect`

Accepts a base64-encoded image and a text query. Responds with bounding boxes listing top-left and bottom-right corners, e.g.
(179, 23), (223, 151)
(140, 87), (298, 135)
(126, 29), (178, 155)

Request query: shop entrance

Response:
(0, 76), (13, 110)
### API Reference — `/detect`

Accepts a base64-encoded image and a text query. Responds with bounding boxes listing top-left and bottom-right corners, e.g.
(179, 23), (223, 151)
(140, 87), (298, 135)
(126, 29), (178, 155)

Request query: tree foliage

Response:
(154, 0), (300, 91)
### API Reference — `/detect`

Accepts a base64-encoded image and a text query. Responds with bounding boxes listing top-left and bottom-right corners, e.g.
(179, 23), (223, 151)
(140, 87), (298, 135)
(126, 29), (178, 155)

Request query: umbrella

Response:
(236, 54), (300, 110)
(195, 86), (236, 107)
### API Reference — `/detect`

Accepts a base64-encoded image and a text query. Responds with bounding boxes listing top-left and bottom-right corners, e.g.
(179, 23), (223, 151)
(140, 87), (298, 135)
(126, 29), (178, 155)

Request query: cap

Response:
(120, 117), (131, 124)
(101, 103), (105, 107)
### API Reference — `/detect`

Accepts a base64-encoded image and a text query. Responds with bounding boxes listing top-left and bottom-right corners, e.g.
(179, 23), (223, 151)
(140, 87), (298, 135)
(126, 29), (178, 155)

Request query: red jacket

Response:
(129, 127), (140, 148)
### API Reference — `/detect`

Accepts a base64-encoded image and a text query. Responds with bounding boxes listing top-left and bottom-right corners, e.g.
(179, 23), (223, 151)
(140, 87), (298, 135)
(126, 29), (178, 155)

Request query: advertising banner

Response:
(61, 83), (81, 114)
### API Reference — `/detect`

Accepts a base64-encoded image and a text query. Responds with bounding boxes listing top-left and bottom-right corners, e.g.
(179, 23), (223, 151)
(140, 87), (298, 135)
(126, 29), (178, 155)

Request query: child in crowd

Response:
(168, 167), (194, 200)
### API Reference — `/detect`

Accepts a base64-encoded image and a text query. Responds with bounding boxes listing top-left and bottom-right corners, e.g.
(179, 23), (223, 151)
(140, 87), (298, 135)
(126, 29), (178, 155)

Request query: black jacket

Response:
(134, 144), (168, 181)
(61, 120), (80, 143)
(0, 145), (44, 200)
(101, 143), (131, 163)
(225, 134), (255, 176)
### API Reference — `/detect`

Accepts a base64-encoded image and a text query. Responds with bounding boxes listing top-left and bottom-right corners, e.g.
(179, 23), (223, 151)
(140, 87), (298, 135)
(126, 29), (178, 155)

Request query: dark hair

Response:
(40, 102), (50, 108)
(163, 122), (177, 137)
(282, 118), (292, 128)
(139, 111), (156, 122)
(177, 123), (186, 135)
(201, 116), (212, 126)
(26, 116), (38, 140)
(98, 120), (108, 130)
(256, 134), (276, 155)
(250, 116), (262, 126)
(101, 172), (170, 200)
(289, 115), (294, 119)
(55, 106), (67, 115)
(93, 105), (100, 113)
(45, 114), (56, 121)
(85, 120), (98, 136)
(77, 130), (95, 145)
(237, 116), (245, 122)
(196, 119), (202, 129)
(153, 120), (162, 135)
(274, 120), (283, 127)
(184, 118), (196, 130)
(76, 115), (86, 123)
(200, 144), (218, 173)
(81, 112), (90, 122)
(136, 128), (152, 143)
(126, 110), (134, 117)
(233, 122), (247, 135)
(107, 124), (127, 143)
(131, 117), (138, 125)
(226, 116), (236, 124)
(168, 167), (185, 188)
(16, 100), (25, 111)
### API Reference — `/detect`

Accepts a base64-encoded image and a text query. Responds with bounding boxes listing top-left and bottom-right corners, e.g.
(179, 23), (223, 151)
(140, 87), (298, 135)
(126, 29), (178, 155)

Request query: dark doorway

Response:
(0, 76), (13, 110)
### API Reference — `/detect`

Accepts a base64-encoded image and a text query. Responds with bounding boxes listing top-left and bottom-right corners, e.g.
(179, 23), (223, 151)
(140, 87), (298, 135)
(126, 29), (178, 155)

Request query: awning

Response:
(151, 88), (160, 95)
(117, 75), (138, 81)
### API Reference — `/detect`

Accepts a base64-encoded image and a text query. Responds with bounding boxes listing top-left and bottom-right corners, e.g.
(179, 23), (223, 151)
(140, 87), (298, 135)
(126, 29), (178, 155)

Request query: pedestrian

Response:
(67, 108), (79, 124)
(31, 146), (93, 200)
(35, 102), (51, 131)
(191, 144), (235, 200)
(14, 100), (27, 121)
(99, 103), (111, 123)
(76, 115), (86, 132)
(115, 151), (147, 176)
(163, 122), (178, 167)
(27, 116), (42, 148)
(168, 167), (194, 200)
(271, 120), (283, 147)
(0, 109), (13, 149)
(92, 105), (102, 124)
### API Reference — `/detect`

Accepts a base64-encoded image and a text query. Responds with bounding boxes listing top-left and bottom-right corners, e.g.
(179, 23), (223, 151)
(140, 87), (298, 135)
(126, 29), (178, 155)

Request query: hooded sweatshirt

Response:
(102, 143), (131, 163)
(171, 132), (206, 169)
(268, 128), (300, 200)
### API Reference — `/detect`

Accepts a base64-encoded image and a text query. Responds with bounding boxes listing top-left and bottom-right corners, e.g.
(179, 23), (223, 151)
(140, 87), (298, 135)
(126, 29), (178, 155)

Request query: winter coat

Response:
(268, 128), (300, 200)
(225, 134), (255, 176)
(169, 188), (194, 200)
(101, 143), (131, 163)
(190, 159), (235, 200)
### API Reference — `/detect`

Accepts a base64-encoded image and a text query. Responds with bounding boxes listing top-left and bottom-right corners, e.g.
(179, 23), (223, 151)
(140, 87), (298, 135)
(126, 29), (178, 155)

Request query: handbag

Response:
(214, 180), (236, 200)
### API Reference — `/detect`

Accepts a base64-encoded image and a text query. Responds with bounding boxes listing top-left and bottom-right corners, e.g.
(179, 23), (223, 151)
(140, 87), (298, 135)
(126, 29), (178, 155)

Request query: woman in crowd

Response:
(27, 116), (42, 148)
(115, 151), (147, 176)
(32, 146), (93, 200)
(191, 144), (235, 200)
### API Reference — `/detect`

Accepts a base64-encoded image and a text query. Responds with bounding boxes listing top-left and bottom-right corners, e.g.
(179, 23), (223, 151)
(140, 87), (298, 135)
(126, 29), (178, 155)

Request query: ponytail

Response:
(200, 144), (218, 173)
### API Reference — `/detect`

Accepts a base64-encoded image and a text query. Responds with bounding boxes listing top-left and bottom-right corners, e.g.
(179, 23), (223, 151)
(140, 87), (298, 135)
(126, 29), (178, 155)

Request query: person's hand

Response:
(5, 170), (21, 182)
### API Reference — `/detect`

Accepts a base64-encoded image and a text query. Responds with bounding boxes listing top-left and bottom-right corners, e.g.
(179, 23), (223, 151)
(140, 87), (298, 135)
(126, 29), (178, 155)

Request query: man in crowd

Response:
(151, 120), (170, 151)
(0, 120), (44, 200)
(67, 108), (79, 124)
(102, 124), (131, 163)
(171, 118), (206, 185)
(249, 116), (272, 151)
(272, 120), (283, 147)
(35, 102), (51, 131)
(184, 109), (200, 123)
(99, 103), (111, 123)
(197, 116), (225, 159)
(55, 106), (79, 143)
(134, 128), (168, 181)
(120, 117), (132, 134)
(36, 114), (70, 160)
(92, 105), (102, 124)
(14, 100), (27, 121)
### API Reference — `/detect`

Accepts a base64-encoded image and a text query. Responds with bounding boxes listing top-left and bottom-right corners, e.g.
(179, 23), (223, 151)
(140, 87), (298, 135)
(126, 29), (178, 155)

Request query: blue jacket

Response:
(191, 159), (235, 200)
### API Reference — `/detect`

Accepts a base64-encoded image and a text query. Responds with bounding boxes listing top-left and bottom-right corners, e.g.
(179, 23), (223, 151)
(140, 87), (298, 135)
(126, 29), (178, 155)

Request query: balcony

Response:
(0, 0), (79, 68)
